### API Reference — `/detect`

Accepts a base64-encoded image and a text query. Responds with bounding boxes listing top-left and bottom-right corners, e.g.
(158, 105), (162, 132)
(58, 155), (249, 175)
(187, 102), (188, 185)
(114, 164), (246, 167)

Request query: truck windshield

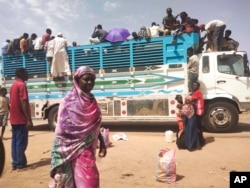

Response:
(217, 54), (248, 76)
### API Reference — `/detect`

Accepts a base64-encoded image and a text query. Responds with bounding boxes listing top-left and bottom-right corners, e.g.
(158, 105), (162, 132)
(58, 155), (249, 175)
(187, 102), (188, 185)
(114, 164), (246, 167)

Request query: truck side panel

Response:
(1, 33), (199, 121)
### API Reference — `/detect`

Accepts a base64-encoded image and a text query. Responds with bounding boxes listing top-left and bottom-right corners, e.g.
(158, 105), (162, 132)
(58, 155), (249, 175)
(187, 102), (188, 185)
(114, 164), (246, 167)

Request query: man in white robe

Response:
(51, 32), (71, 78)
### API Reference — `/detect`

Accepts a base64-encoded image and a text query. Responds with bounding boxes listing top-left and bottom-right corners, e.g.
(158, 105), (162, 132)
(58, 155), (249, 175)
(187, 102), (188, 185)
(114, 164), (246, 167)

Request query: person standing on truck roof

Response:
(187, 47), (199, 93)
(51, 32), (71, 79)
(89, 24), (108, 44)
(49, 66), (107, 188)
(9, 68), (33, 171)
(200, 20), (226, 52)
(148, 22), (164, 38)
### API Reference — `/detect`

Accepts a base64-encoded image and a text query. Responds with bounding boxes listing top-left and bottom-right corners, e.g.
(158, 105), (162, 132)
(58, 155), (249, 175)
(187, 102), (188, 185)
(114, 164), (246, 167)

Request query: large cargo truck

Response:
(1, 33), (249, 132)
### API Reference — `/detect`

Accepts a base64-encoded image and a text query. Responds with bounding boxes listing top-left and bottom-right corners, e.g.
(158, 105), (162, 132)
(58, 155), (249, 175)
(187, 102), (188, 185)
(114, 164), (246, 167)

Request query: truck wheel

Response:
(204, 102), (238, 133)
(48, 105), (59, 131)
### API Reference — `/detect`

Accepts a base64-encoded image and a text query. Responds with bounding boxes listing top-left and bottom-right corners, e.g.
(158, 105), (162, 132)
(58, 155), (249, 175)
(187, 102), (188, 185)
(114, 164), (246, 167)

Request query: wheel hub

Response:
(211, 109), (230, 127)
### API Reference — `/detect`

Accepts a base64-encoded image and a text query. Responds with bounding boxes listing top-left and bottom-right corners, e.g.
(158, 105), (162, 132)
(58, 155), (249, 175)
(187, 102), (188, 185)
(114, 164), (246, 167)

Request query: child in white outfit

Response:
(0, 88), (10, 139)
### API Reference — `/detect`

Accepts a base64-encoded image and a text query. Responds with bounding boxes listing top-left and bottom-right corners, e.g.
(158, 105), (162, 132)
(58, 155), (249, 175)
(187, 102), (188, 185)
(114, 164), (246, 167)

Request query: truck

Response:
(1, 33), (250, 132)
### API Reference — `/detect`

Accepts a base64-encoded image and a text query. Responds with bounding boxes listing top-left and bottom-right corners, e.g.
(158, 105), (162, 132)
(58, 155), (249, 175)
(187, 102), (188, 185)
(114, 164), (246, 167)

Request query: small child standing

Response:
(0, 88), (10, 139)
(175, 95), (184, 137)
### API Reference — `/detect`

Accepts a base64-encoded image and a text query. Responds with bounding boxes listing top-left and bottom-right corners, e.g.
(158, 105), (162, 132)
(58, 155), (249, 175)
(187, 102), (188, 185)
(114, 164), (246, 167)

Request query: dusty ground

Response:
(0, 112), (250, 188)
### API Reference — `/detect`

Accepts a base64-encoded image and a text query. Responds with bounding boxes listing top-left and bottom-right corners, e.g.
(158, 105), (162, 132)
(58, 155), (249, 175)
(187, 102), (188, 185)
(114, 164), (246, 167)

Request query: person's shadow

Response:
(26, 157), (51, 170)
(204, 136), (215, 145)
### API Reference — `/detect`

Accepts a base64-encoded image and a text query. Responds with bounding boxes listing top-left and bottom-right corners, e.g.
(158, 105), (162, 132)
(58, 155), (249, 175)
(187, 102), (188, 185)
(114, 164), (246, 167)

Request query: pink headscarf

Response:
(51, 66), (101, 186)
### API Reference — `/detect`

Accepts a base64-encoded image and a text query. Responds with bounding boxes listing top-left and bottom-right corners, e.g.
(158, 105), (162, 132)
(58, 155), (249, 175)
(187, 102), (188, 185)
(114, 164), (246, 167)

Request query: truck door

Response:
(198, 54), (217, 95)
(215, 53), (250, 108)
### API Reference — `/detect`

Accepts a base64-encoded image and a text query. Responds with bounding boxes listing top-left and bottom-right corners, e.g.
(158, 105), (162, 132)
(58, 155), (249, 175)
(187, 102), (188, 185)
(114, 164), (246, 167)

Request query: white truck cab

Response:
(199, 51), (250, 132)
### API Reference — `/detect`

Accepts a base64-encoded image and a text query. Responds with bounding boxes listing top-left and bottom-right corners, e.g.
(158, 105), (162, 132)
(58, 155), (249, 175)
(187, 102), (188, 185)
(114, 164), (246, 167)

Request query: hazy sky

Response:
(0, 0), (249, 53)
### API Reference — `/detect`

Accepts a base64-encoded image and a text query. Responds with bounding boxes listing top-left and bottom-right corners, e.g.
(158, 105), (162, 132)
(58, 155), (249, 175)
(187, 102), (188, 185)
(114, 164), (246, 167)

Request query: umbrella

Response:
(105, 28), (130, 42)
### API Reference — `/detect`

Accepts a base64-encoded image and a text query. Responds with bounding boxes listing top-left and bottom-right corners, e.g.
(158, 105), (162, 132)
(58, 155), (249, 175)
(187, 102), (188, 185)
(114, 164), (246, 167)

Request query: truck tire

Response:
(203, 101), (238, 133)
(48, 105), (59, 131)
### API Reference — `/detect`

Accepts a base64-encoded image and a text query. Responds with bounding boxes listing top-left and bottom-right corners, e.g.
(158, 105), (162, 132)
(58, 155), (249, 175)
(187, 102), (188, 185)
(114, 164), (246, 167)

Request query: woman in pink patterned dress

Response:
(50, 66), (107, 188)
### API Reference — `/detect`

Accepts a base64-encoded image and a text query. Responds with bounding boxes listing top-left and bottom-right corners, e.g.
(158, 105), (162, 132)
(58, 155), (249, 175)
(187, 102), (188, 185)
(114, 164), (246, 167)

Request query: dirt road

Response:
(0, 112), (249, 188)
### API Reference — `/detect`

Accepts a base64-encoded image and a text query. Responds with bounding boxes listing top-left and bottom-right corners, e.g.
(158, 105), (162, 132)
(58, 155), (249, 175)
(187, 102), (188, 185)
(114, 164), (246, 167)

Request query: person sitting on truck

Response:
(137, 26), (150, 40)
(89, 24), (108, 44)
(177, 11), (195, 33)
(162, 7), (178, 35)
(222, 30), (239, 51)
(187, 47), (199, 93)
(171, 12), (195, 44)
(131, 32), (140, 40)
(148, 22), (164, 38)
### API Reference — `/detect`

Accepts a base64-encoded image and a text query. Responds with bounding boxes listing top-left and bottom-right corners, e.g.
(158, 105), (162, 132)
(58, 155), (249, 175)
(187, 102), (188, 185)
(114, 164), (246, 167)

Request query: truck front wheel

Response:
(203, 102), (238, 133)
(48, 105), (59, 131)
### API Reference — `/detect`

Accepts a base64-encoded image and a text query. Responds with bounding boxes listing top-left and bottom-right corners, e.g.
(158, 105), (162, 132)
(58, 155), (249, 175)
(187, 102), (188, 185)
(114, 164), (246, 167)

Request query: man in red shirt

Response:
(192, 81), (205, 146)
(41, 28), (52, 49)
(9, 68), (33, 170)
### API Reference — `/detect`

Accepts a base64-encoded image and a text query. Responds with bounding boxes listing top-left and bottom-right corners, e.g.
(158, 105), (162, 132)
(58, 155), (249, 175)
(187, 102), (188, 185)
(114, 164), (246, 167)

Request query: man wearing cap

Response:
(50, 32), (71, 79)
(200, 20), (226, 51)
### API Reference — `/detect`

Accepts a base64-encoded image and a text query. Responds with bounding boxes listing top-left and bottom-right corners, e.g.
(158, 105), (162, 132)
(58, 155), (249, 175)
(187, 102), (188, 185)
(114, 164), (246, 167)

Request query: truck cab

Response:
(199, 51), (250, 132)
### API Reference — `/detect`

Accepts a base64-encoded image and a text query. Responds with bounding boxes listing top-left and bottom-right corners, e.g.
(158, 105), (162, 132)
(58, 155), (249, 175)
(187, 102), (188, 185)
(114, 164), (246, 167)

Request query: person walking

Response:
(0, 88), (10, 140)
(49, 66), (107, 188)
(9, 68), (33, 170)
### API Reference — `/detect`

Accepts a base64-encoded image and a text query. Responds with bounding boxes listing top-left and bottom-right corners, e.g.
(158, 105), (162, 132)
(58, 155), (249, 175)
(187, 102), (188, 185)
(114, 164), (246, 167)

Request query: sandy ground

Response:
(0, 112), (250, 188)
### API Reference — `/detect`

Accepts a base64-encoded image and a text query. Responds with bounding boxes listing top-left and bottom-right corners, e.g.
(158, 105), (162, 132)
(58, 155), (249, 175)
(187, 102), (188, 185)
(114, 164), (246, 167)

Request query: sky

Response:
(0, 0), (249, 53)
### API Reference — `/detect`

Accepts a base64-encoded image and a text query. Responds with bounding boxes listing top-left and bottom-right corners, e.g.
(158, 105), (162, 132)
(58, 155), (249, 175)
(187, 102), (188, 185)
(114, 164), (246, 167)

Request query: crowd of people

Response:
(87, 7), (239, 53)
(0, 7), (242, 187)
(0, 28), (72, 80)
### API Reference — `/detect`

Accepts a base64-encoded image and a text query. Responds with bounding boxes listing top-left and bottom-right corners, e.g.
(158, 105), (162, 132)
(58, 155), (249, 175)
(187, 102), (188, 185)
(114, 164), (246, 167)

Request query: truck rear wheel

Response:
(203, 102), (238, 133)
(48, 105), (59, 131)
